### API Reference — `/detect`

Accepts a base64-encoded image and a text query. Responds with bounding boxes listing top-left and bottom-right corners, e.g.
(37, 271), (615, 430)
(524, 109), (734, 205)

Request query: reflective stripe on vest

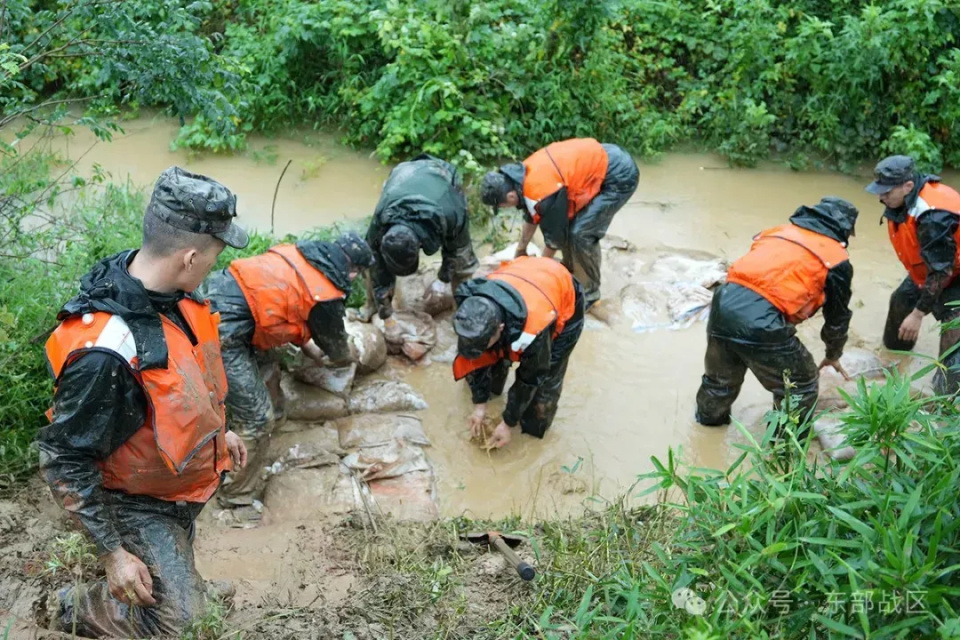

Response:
(522, 138), (609, 224)
(452, 257), (576, 380)
(228, 244), (345, 351)
(44, 300), (231, 503)
(726, 224), (849, 325)
(888, 182), (960, 286)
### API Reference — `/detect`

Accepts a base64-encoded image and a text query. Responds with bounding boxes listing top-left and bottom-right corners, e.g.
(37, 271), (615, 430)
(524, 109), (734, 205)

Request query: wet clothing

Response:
(37, 251), (226, 636)
(882, 175), (960, 395)
(500, 141), (639, 306)
(367, 154), (478, 318)
(884, 175), (960, 313)
(695, 204), (855, 426)
(454, 257), (585, 436)
(54, 494), (207, 638)
(726, 224), (850, 325)
(202, 240), (354, 437)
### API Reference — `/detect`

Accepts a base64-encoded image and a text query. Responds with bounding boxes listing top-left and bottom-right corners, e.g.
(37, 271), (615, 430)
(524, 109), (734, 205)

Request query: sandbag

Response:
(261, 466), (356, 524)
(342, 438), (431, 481)
(366, 471), (439, 522)
(280, 373), (350, 421)
(346, 321), (387, 374)
(334, 413), (430, 449)
(348, 379), (428, 414)
(268, 424), (344, 464)
(385, 310), (438, 361)
(813, 417), (856, 461)
(291, 361), (357, 398)
(423, 278), (455, 316)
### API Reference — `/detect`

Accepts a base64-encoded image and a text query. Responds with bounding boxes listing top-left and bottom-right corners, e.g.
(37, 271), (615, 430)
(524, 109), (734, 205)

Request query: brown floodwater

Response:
(40, 115), (959, 520)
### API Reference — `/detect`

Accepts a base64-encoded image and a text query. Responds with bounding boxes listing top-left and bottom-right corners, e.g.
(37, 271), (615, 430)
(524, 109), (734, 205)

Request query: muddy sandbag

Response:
(385, 310), (438, 361)
(813, 417), (856, 461)
(423, 278), (455, 316)
(818, 348), (891, 411)
(335, 413), (430, 449)
(342, 438), (431, 481)
(292, 361), (357, 398)
(367, 470), (439, 521)
(346, 320), (387, 374)
(348, 379), (428, 414)
(262, 466), (356, 524)
(268, 424), (344, 465)
(280, 372), (350, 421)
(650, 254), (727, 289)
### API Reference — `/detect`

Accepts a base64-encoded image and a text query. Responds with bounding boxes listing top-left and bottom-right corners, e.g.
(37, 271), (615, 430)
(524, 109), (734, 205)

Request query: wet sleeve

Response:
(307, 300), (351, 365)
(36, 352), (147, 555)
(503, 333), (552, 427)
(821, 261), (853, 361)
(916, 210), (959, 314)
(465, 366), (495, 404)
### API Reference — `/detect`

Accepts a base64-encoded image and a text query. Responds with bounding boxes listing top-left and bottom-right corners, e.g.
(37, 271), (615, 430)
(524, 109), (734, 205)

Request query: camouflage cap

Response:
(454, 296), (502, 359)
(335, 231), (375, 269)
(865, 155), (917, 195)
(147, 166), (248, 249)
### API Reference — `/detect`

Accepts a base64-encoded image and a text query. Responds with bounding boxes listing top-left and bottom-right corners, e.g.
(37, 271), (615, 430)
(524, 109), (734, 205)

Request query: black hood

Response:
(789, 198), (857, 244)
(882, 174), (938, 224)
(296, 240), (352, 293)
(59, 250), (191, 369)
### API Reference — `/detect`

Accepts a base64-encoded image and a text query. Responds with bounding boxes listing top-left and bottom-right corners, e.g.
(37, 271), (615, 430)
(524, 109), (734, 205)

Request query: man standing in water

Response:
(867, 155), (960, 395)
(451, 256), (585, 448)
(200, 231), (374, 499)
(695, 197), (859, 429)
(39, 167), (249, 636)
(479, 138), (639, 309)
(362, 153), (479, 332)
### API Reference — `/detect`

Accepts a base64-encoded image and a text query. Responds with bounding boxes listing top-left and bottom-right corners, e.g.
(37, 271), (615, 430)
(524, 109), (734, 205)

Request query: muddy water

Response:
(45, 115), (957, 519)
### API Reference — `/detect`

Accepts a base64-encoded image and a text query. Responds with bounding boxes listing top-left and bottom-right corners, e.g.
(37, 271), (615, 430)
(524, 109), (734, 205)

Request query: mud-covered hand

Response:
(514, 244), (529, 259)
(485, 421), (512, 449)
(225, 431), (248, 469)
(103, 547), (156, 607)
(468, 404), (487, 438)
(541, 247), (557, 260)
(898, 309), (924, 343)
(818, 358), (850, 381)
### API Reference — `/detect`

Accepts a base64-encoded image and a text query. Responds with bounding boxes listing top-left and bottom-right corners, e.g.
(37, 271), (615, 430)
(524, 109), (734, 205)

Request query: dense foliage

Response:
(8, 0), (959, 170)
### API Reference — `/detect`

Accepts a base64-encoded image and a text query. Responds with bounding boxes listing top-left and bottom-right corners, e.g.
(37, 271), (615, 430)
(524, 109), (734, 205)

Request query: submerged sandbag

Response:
(385, 310), (438, 361)
(292, 361), (357, 398)
(348, 379), (428, 414)
(268, 424), (344, 465)
(342, 438), (431, 481)
(335, 413), (430, 449)
(346, 321), (387, 374)
(280, 373), (350, 421)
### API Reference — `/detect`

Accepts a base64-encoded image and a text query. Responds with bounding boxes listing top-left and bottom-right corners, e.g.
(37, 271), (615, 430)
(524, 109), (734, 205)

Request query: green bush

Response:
(489, 383), (960, 638)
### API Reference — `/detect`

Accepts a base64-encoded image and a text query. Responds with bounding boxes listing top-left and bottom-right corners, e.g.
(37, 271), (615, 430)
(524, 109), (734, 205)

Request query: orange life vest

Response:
(45, 299), (232, 503)
(228, 244), (345, 351)
(522, 138), (609, 223)
(726, 224), (849, 325)
(452, 257), (576, 380)
(888, 182), (960, 286)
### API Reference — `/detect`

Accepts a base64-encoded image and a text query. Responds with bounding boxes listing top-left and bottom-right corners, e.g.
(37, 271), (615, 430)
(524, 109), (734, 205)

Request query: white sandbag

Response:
(334, 413), (430, 449)
(348, 379), (428, 414)
(342, 438), (431, 481)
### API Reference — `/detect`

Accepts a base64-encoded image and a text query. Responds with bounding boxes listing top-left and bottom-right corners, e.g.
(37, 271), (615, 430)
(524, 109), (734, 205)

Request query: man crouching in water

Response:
(39, 167), (248, 636)
(452, 256), (585, 448)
